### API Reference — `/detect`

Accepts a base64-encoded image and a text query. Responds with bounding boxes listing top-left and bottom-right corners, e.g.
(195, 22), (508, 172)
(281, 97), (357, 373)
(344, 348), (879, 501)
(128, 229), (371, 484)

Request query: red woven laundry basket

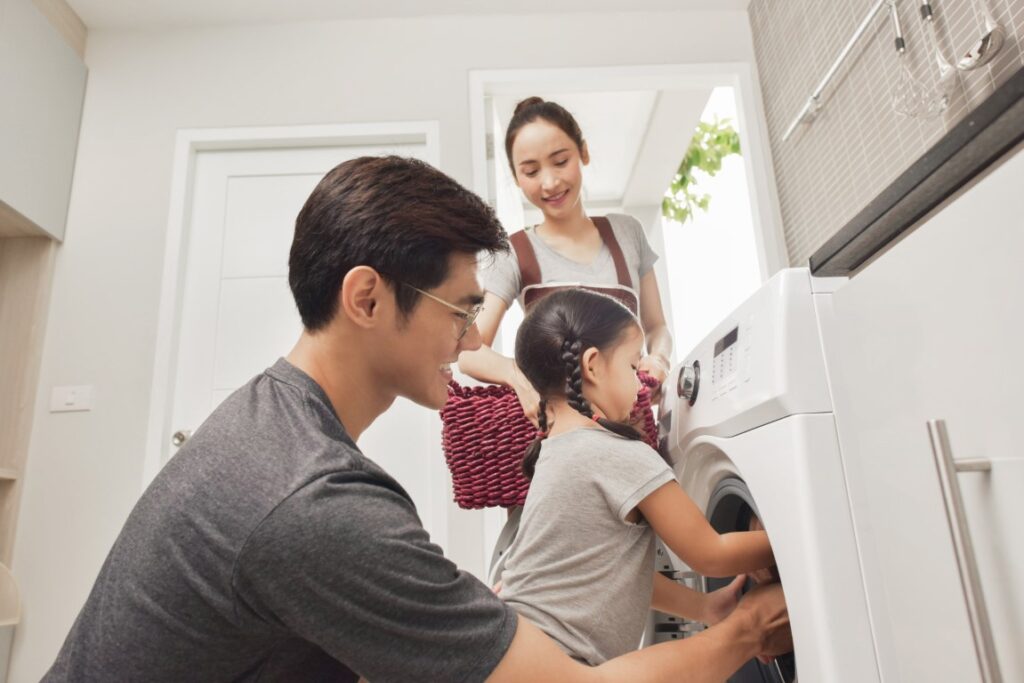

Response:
(440, 373), (660, 509)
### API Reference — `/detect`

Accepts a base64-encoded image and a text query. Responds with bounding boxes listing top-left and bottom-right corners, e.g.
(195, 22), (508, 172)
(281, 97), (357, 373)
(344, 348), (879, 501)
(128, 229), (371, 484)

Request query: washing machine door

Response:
(670, 418), (880, 683)
(705, 477), (796, 683)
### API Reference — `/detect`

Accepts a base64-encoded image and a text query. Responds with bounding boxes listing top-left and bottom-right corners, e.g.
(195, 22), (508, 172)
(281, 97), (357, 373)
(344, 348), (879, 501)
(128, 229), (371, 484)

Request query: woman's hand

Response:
(638, 354), (670, 385)
(510, 363), (542, 427)
(702, 574), (746, 625)
(638, 354), (670, 403)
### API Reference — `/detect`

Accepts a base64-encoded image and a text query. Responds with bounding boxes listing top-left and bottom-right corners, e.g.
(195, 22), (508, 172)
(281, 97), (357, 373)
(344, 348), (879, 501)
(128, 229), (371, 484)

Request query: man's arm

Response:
(487, 583), (790, 683)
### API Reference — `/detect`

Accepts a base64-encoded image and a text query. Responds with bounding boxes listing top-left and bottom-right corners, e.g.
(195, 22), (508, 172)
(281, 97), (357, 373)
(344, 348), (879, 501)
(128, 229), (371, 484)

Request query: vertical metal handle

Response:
(927, 419), (1002, 683)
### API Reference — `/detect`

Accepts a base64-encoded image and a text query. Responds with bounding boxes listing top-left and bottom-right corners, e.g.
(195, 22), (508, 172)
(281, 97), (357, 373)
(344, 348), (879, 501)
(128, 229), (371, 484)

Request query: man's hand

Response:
(731, 582), (791, 660)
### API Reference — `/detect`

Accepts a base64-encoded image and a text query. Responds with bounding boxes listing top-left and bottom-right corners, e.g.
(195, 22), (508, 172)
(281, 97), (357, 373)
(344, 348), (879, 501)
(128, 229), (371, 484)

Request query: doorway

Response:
(469, 64), (787, 569)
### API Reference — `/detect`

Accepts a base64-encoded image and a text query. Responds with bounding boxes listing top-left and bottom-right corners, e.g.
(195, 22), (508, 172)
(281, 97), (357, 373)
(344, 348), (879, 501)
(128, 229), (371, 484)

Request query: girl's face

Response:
(510, 118), (589, 219)
(584, 324), (644, 422)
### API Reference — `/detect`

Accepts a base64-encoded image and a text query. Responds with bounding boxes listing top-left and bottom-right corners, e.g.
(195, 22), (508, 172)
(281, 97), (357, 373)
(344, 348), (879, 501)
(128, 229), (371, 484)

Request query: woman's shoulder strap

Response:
(509, 229), (541, 289)
(592, 216), (632, 289)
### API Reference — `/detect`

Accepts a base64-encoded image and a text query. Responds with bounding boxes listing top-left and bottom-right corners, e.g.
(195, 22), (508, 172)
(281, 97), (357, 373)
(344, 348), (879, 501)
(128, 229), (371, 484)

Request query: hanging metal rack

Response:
(781, 0), (894, 142)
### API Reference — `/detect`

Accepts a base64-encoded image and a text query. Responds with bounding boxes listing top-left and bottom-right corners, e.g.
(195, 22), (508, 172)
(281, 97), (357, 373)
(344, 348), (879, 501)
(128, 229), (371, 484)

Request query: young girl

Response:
(458, 96), (673, 422)
(497, 288), (776, 666)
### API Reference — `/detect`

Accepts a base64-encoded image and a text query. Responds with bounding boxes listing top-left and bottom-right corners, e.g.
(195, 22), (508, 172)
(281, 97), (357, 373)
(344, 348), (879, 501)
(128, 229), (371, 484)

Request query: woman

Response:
(459, 96), (673, 423)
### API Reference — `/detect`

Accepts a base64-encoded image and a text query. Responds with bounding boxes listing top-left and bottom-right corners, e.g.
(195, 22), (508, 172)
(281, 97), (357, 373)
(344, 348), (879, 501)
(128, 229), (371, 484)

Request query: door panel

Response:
(212, 277), (299, 390)
(166, 141), (452, 550)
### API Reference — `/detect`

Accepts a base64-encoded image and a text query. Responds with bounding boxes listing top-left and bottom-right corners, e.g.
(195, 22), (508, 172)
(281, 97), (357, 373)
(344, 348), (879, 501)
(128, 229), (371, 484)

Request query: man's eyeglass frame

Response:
(398, 282), (483, 341)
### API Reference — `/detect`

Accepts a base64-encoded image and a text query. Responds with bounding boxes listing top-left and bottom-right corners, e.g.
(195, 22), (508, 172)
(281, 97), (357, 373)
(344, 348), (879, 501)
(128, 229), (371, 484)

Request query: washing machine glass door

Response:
(706, 477), (796, 683)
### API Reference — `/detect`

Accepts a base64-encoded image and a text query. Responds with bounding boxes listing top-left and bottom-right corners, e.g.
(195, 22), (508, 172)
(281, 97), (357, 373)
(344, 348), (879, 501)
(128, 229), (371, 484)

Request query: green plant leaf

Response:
(663, 117), (741, 225)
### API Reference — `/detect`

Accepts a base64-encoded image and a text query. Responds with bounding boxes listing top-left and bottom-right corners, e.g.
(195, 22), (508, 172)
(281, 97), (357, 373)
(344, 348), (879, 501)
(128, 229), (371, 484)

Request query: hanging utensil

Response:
(890, 1), (924, 117)
(956, 0), (1005, 70)
(919, 0), (955, 118)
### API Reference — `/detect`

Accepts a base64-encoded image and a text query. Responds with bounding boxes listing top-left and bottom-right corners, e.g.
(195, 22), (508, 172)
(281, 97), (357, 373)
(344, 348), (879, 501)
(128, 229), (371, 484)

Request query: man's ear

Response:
(580, 346), (601, 384)
(338, 266), (387, 330)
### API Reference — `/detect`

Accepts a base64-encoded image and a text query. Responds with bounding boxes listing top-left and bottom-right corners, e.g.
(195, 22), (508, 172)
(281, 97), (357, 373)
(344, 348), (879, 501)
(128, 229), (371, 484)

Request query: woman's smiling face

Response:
(510, 118), (589, 219)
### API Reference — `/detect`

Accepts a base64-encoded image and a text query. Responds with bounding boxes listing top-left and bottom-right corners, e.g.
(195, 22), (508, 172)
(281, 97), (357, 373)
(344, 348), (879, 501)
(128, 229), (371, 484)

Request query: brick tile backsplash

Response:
(749, 0), (1024, 266)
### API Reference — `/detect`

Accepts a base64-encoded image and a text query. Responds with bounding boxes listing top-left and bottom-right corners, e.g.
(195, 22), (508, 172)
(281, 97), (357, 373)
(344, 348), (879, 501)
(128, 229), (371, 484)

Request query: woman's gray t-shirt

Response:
(483, 213), (659, 310)
(498, 428), (675, 665)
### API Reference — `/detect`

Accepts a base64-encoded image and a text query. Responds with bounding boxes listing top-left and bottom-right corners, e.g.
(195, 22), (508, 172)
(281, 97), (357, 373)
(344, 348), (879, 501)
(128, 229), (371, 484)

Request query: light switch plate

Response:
(50, 385), (94, 412)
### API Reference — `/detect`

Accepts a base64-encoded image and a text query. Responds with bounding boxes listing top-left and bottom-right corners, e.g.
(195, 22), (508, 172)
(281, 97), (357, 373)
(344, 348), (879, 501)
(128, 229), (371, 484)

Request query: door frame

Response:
(143, 121), (441, 489)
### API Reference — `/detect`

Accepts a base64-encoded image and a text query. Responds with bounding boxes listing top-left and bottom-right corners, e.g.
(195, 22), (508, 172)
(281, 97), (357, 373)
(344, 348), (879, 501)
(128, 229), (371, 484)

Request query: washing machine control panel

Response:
(668, 269), (834, 446)
(712, 326), (739, 387)
(710, 319), (754, 401)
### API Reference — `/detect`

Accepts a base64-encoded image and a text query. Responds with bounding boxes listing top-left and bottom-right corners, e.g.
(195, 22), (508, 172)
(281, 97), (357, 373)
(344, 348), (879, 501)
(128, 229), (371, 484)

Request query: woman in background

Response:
(458, 96), (673, 423)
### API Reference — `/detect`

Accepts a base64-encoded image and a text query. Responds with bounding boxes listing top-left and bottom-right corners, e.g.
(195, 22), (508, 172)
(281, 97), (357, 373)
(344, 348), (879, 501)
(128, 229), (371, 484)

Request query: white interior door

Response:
(164, 139), (451, 549)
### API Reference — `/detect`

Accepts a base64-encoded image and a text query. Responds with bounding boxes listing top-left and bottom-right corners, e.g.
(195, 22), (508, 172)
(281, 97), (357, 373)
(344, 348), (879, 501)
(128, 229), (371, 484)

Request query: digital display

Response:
(714, 327), (739, 357)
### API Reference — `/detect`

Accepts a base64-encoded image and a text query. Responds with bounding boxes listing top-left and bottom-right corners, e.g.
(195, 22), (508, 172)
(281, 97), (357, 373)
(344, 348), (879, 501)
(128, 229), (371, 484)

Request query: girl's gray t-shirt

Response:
(483, 213), (659, 309)
(498, 428), (675, 665)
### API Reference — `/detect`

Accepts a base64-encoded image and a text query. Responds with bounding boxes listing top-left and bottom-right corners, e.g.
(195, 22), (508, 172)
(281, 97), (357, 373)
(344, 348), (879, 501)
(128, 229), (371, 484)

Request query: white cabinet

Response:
(820, 148), (1024, 681)
(0, 0), (87, 240)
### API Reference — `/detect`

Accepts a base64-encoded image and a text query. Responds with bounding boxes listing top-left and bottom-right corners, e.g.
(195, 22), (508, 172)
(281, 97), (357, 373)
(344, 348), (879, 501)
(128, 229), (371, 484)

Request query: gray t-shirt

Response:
(498, 428), (675, 665)
(45, 358), (517, 683)
(483, 213), (659, 309)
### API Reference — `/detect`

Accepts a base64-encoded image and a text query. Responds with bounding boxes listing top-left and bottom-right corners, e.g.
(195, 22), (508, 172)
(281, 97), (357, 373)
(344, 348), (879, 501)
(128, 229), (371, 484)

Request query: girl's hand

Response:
(702, 574), (746, 625)
(510, 363), (542, 427)
(747, 515), (778, 586)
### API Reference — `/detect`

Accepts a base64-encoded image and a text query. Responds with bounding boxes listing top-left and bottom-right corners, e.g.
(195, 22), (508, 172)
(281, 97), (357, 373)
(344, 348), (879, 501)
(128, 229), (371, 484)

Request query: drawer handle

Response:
(927, 419), (1002, 683)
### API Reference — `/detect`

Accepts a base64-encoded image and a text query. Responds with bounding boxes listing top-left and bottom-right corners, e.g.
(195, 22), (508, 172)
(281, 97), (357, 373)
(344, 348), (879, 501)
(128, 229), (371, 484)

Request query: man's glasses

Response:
(399, 283), (483, 341)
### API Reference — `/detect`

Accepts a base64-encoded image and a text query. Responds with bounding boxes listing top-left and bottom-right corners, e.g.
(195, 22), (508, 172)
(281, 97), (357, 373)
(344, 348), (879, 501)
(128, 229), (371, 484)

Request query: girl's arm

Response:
(456, 292), (541, 424)
(651, 571), (707, 621)
(638, 482), (774, 578)
(652, 572), (748, 625)
(637, 271), (673, 385)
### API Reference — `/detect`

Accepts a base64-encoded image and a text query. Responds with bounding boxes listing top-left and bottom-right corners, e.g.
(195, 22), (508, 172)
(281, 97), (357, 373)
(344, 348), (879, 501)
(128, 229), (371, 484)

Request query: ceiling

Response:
(67, 0), (750, 30)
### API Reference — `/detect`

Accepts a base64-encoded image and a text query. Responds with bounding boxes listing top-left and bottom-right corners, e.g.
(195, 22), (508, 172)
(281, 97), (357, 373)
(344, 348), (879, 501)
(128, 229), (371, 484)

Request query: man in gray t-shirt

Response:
(46, 156), (790, 682)
(45, 359), (516, 682)
(45, 157), (517, 683)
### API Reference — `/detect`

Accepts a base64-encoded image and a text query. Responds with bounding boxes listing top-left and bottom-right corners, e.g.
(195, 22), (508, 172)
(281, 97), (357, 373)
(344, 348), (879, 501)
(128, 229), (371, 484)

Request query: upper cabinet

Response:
(0, 0), (87, 241)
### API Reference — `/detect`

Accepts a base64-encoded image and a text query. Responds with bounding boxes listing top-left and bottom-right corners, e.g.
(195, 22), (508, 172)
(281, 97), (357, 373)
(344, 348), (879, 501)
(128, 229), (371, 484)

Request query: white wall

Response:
(11, 10), (759, 680)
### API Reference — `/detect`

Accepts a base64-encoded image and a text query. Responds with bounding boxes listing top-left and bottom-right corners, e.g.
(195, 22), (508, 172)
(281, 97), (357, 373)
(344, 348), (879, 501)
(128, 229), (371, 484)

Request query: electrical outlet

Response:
(50, 385), (94, 413)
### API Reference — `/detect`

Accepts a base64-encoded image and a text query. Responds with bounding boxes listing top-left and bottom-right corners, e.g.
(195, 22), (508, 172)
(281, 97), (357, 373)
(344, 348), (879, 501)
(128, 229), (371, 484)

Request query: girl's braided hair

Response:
(516, 289), (642, 479)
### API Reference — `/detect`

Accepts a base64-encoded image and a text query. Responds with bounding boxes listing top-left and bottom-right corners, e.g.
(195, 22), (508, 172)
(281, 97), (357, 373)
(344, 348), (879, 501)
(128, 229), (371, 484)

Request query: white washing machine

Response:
(656, 268), (880, 682)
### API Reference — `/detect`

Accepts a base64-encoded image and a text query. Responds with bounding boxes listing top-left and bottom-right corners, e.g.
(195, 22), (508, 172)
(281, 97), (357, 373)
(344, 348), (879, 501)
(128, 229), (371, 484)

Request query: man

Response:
(47, 156), (789, 681)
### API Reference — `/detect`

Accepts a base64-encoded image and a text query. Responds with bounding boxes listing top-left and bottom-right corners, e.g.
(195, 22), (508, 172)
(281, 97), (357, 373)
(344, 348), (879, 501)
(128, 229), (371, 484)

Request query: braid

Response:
(536, 399), (549, 434)
(521, 398), (548, 480)
(562, 339), (592, 418)
(561, 338), (643, 443)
